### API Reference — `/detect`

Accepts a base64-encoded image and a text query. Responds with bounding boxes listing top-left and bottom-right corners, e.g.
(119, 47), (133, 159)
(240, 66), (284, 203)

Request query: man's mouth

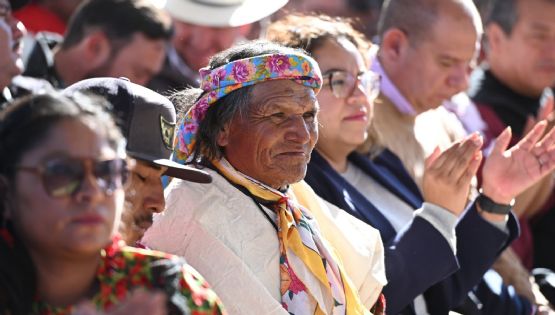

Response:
(134, 216), (154, 231)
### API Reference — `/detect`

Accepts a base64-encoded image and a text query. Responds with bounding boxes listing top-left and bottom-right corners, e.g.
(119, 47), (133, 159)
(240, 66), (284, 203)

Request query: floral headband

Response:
(174, 53), (322, 161)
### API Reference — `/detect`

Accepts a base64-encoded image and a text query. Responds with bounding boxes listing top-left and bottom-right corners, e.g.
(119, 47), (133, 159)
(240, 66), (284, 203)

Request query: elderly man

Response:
(23, 0), (173, 88)
(143, 40), (387, 315)
(63, 77), (212, 246)
(148, 0), (287, 93)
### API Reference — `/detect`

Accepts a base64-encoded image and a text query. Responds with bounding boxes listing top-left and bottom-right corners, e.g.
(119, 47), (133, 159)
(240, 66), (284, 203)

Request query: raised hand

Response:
(482, 120), (555, 205)
(422, 133), (483, 216)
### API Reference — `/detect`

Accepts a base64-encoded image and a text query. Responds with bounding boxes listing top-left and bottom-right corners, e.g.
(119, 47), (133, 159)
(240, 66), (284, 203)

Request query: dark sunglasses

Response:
(323, 70), (381, 100)
(17, 157), (129, 198)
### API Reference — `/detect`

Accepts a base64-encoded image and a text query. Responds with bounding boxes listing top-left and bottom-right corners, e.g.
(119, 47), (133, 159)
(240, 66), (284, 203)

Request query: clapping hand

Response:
(423, 133), (483, 216)
(482, 120), (555, 205)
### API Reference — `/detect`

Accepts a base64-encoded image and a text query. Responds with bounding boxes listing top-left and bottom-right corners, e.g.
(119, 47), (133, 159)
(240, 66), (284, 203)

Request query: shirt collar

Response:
(371, 57), (417, 116)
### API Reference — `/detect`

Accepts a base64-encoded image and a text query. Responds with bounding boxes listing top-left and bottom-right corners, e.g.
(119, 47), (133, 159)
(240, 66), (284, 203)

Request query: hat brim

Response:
(129, 152), (212, 183)
(165, 0), (288, 27)
(154, 158), (212, 183)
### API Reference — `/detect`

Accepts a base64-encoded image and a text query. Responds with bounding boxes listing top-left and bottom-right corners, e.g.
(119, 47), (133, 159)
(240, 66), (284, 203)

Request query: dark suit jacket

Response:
(305, 150), (519, 314)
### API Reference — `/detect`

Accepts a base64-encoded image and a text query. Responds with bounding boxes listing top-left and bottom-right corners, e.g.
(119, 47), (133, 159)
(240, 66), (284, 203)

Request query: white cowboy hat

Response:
(165, 0), (288, 27)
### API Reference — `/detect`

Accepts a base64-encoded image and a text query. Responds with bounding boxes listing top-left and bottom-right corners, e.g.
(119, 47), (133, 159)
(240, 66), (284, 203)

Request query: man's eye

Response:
(134, 172), (147, 182)
(439, 60), (453, 68)
(530, 33), (549, 42)
(271, 112), (286, 119)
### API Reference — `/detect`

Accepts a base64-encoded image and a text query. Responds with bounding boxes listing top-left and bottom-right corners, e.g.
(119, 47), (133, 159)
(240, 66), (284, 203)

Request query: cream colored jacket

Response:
(143, 169), (386, 315)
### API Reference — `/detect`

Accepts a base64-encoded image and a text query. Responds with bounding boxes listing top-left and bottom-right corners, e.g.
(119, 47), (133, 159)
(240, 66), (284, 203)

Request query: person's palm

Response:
(482, 121), (555, 204)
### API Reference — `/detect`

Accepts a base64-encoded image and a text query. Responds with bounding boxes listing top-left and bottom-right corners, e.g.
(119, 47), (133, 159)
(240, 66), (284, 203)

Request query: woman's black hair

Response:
(0, 92), (124, 315)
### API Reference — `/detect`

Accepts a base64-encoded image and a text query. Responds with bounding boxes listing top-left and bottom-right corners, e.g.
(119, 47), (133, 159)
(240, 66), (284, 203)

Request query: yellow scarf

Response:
(213, 158), (371, 315)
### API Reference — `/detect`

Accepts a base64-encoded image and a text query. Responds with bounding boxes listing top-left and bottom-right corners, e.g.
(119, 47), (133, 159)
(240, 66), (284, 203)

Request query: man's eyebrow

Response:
(528, 22), (551, 32)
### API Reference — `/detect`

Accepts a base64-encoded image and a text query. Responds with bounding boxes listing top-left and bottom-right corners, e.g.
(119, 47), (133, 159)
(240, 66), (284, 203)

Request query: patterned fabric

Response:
(32, 238), (226, 315)
(212, 158), (372, 315)
(174, 53), (322, 161)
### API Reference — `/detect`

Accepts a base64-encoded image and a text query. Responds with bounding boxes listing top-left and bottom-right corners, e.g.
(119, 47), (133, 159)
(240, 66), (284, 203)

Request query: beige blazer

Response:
(366, 94), (467, 188)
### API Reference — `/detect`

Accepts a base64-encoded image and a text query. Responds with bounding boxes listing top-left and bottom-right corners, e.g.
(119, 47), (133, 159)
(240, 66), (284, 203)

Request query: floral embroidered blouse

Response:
(32, 239), (226, 315)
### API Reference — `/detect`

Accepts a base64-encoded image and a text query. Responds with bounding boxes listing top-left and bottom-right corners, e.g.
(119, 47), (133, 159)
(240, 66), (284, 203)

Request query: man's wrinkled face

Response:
(121, 160), (166, 245)
(218, 80), (319, 189)
(393, 14), (479, 113)
(172, 20), (251, 72)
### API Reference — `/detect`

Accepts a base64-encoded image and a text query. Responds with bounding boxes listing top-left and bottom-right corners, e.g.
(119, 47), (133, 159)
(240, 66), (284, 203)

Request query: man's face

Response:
(219, 80), (319, 190)
(87, 33), (166, 86)
(0, 0), (24, 53)
(172, 20), (251, 72)
(489, 0), (555, 96)
(120, 160), (166, 245)
(0, 19), (19, 88)
(0, 0), (23, 88)
(392, 14), (479, 113)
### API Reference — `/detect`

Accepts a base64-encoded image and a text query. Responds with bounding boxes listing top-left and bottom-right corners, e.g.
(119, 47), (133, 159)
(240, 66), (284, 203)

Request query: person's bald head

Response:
(377, 0), (482, 113)
(378, 0), (482, 47)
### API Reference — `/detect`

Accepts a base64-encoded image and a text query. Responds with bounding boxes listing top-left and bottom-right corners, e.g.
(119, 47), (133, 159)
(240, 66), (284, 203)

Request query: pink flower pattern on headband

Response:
(231, 61), (253, 82)
(266, 55), (291, 73)
(174, 53), (322, 163)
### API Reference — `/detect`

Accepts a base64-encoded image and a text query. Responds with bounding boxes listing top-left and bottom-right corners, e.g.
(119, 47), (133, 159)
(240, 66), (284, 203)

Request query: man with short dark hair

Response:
(1, 0), (54, 107)
(23, 0), (173, 88)
(63, 77), (212, 246)
(469, 0), (555, 293)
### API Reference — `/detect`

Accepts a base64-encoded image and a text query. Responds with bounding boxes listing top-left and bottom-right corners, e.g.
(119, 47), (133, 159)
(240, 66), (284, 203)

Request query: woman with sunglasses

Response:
(0, 92), (225, 315)
(267, 14), (555, 315)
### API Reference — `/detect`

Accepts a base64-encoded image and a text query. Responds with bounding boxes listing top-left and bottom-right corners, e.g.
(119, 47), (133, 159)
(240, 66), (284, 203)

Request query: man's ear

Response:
(82, 31), (111, 68)
(216, 122), (231, 147)
(379, 28), (410, 64)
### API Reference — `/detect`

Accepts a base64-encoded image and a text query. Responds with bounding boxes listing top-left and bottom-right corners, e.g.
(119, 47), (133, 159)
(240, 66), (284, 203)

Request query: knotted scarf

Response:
(212, 158), (372, 315)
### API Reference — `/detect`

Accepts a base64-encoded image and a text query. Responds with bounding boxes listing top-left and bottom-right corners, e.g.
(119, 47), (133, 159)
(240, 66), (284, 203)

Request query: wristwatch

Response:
(476, 190), (515, 215)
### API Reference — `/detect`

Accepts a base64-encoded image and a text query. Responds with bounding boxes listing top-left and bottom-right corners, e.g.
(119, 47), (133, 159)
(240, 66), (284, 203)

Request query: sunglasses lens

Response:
(94, 159), (128, 193)
(43, 159), (83, 197)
